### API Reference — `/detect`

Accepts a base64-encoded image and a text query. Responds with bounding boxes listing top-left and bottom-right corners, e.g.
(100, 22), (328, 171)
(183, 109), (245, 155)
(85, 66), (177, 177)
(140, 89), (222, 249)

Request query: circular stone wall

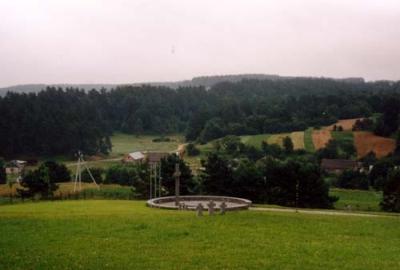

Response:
(147, 195), (252, 211)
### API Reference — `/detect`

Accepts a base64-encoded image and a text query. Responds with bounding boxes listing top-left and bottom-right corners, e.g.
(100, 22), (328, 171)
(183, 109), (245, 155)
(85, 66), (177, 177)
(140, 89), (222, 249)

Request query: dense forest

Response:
(0, 78), (400, 157)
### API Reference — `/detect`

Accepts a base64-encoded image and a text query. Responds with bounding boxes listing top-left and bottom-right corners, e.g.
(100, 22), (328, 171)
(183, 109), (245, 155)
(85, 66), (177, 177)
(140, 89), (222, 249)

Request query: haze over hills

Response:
(0, 74), (368, 95)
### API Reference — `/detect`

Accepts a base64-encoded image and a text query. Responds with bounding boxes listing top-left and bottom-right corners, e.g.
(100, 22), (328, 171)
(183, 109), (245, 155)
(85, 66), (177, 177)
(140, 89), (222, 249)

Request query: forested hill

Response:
(0, 74), (367, 95)
(0, 77), (399, 158)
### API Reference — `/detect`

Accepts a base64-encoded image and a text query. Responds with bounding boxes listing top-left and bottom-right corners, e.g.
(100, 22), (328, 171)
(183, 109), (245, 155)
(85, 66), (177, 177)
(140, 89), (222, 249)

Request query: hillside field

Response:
(1, 200), (400, 270)
(354, 131), (396, 158)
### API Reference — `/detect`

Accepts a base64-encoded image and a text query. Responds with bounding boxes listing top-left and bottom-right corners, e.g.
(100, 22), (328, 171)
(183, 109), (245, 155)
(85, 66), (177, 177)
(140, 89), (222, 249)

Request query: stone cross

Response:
(220, 201), (227, 215)
(173, 163), (181, 206)
(207, 200), (216, 216)
(196, 203), (204, 216)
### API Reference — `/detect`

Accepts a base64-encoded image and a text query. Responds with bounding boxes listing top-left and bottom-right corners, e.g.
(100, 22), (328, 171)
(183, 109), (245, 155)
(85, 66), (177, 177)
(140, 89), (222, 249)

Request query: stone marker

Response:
(207, 200), (216, 216)
(196, 203), (204, 216)
(220, 201), (227, 215)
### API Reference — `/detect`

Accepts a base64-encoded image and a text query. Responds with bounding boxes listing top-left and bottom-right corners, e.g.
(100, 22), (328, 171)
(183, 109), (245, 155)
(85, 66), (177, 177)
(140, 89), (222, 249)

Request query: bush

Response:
(380, 170), (400, 212)
(18, 166), (59, 199)
(335, 169), (369, 190)
(81, 168), (104, 184)
(104, 163), (149, 197)
(41, 161), (71, 183)
(0, 158), (6, 184)
(152, 137), (171, 142)
(186, 143), (200, 156)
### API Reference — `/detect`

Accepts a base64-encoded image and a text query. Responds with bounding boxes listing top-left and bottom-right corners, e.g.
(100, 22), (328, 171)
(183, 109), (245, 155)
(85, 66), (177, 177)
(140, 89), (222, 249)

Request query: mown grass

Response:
(330, 188), (383, 212)
(304, 128), (315, 152)
(331, 131), (354, 144)
(240, 134), (270, 148)
(0, 200), (399, 270)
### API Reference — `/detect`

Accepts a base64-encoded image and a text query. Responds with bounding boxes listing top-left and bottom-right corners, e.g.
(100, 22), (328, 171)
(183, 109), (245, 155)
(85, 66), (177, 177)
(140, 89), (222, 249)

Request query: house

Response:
(5, 160), (27, 175)
(321, 159), (361, 174)
(145, 152), (169, 165)
(123, 151), (145, 164)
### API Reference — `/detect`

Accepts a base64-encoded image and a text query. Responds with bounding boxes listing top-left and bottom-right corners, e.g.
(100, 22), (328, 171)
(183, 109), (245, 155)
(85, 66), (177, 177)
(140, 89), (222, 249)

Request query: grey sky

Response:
(1, 0), (399, 87)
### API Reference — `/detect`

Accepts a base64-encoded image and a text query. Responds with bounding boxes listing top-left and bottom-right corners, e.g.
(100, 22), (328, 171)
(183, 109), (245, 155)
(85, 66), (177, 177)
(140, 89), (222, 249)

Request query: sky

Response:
(0, 0), (400, 87)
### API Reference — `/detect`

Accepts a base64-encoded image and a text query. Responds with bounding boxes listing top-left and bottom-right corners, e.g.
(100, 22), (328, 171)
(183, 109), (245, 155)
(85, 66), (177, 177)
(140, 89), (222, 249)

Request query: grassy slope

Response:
(110, 133), (184, 156)
(304, 128), (315, 152)
(331, 131), (354, 145)
(0, 200), (399, 270)
(241, 134), (270, 148)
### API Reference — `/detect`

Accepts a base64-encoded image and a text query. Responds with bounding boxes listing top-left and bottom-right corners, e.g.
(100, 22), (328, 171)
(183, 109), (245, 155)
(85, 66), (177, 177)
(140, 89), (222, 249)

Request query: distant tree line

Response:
(1, 78), (400, 157)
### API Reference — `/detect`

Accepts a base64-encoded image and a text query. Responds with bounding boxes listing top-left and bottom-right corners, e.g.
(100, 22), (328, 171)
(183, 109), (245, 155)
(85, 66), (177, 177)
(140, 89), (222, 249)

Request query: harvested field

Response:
(268, 133), (291, 146)
(354, 131), (396, 158)
(312, 130), (332, 150)
(325, 118), (363, 131)
(290, 131), (305, 150)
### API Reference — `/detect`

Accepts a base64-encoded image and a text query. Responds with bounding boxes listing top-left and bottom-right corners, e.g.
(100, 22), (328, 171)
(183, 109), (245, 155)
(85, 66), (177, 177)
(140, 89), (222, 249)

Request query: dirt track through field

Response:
(251, 207), (397, 218)
(354, 131), (396, 158)
(312, 130), (332, 150)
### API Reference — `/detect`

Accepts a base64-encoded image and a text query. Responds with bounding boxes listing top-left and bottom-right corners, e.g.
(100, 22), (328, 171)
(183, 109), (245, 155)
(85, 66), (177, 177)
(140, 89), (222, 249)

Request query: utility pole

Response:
(173, 163), (181, 206)
(74, 151), (99, 192)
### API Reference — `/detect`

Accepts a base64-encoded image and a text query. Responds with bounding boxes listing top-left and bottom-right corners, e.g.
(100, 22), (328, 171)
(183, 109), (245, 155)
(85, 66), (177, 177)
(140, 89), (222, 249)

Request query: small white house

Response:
(123, 151), (145, 163)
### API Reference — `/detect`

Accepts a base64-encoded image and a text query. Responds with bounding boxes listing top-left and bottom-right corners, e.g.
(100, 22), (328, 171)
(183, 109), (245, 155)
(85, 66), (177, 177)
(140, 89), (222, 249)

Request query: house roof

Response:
(128, 152), (145, 160)
(146, 152), (169, 163)
(321, 159), (360, 170)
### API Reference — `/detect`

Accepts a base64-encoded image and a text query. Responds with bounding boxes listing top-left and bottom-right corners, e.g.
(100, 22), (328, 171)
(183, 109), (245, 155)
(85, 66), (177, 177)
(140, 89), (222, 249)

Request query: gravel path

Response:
(250, 207), (399, 218)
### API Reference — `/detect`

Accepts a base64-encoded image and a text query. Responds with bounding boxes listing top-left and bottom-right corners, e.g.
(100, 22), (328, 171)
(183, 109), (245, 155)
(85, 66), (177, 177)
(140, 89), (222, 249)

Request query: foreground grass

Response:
(1, 201), (400, 270)
(331, 188), (382, 212)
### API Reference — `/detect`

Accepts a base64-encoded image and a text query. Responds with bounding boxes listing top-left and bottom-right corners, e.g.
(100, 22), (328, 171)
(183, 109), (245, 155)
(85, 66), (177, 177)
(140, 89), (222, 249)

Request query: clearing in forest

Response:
(354, 131), (396, 158)
(312, 130), (332, 150)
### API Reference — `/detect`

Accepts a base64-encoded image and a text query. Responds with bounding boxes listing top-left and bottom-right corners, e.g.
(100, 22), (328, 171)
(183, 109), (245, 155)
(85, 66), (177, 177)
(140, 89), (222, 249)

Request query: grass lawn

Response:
(330, 188), (383, 212)
(1, 201), (400, 270)
(304, 128), (315, 152)
(110, 133), (184, 156)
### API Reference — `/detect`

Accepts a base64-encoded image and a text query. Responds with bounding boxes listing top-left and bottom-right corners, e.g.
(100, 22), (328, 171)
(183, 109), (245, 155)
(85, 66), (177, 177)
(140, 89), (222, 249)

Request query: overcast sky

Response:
(1, 0), (399, 87)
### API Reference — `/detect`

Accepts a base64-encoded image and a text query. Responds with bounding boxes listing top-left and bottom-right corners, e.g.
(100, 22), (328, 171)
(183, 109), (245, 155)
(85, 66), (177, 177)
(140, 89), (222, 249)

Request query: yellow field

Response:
(267, 133), (291, 146)
(290, 131), (305, 150)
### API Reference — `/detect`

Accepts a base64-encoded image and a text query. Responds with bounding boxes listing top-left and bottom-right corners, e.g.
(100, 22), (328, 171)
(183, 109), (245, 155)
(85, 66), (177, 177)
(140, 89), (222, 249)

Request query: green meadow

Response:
(110, 133), (184, 156)
(1, 200), (399, 270)
(330, 188), (383, 212)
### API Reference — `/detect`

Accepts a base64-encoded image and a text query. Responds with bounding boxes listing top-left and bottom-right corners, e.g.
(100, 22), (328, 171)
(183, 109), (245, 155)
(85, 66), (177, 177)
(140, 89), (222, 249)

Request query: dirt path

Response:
(65, 158), (121, 167)
(250, 207), (398, 218)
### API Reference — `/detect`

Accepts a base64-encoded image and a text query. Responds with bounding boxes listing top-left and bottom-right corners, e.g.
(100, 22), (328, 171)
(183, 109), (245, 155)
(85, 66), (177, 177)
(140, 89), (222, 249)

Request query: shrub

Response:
(380, 169), (400, 212)
(81, 168), (104, 184)
(335, 169), (369, 190)
(186, 143), (200, 156)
